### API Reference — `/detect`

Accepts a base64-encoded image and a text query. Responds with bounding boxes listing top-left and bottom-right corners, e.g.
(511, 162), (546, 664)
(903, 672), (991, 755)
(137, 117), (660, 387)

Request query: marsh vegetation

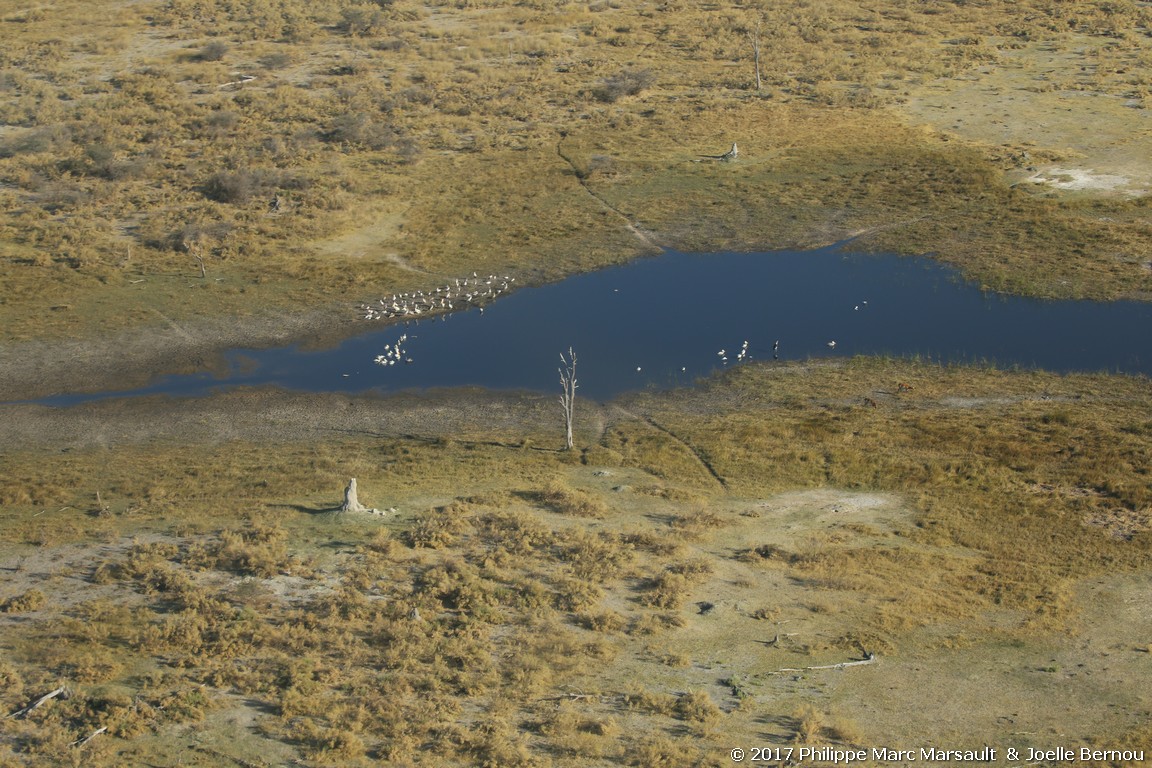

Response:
(2, 0), (1152, 345)
(2, 0), (1152, 764)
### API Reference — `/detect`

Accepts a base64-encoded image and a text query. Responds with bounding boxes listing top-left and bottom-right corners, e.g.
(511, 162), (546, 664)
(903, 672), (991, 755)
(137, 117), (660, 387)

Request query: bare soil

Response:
(0, 306), (349, 403)
(0, 386), (569, 451)
(4, 471), (1149, 762)
(897, 36), (1152, 199)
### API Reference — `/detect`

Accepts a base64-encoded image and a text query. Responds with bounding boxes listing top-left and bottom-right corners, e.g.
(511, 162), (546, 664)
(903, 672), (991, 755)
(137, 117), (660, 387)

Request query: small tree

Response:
(749, 17), (763, 92)
(559, 348), (578, 451)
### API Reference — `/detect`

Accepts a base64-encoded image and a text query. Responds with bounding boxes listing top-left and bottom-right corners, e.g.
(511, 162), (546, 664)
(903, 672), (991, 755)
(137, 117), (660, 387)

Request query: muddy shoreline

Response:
(0, 305), (358, 404)
(0, 385), (596, 451)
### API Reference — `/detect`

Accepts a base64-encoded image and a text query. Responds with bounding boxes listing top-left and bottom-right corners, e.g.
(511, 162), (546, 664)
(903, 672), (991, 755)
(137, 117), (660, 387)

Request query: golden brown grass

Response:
(2, 0), (1151, 345)
(1, 360), (1149, 763)
(3, 5), (1152, 757)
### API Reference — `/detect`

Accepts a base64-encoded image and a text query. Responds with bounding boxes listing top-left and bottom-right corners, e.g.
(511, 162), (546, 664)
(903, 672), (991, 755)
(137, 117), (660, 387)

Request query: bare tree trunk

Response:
(185, 241), (207, 279)
(559, 348), (578, 451)
(750, 19), (763, 92)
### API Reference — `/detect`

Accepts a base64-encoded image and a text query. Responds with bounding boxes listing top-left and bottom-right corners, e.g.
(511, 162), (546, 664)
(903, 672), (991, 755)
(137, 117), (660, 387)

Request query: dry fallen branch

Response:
(773, 652), (877, 674)
(7, 686), (69, 719)
(542, 693), (623, 706)
(71, 726), (107, 747)
(219, 73), (256, 89)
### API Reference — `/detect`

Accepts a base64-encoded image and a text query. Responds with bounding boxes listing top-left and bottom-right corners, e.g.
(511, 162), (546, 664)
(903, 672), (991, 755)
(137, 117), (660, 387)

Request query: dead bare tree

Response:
(749, 17), (763, 92)
(559, 347), (578, 451)
(185, 241), (207, 279)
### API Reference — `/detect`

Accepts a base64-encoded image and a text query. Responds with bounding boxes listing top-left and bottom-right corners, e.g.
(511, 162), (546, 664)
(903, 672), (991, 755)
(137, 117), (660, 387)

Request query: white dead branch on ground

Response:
(220, 73), (256, 89)
(7, 686), (70, 719)
(773, 652), (877, 674)
(71, 726), (108, 747)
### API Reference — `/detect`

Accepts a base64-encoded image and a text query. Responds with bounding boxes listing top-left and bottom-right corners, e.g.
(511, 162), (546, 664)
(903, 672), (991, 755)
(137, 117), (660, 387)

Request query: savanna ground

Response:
(1, 0), (1152, 765)
(3, 361), (1152, 766)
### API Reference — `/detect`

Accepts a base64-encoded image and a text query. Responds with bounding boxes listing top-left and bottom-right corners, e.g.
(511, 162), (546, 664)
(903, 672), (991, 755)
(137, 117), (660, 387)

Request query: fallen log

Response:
(71, 726), (107, 747)
(773, 652), (876, 674)
(219, 73), (256, 89)
(7, 686), (69, 719)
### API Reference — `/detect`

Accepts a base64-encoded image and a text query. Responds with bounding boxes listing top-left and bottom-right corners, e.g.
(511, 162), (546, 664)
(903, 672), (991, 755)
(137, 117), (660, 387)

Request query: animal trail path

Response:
(555, 140), (663, 253)
(607, 404), (727, 489)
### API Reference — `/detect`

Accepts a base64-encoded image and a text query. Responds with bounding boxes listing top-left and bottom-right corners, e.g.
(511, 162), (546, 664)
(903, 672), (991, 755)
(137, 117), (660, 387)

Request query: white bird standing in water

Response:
(827, 341), (837, 349)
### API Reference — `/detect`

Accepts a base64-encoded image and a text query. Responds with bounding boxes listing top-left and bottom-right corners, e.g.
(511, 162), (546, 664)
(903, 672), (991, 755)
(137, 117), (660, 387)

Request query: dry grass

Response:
(2, 0), (1152, 761)
(0, 360), (1149, 764)
(2, 0), (1151, 345)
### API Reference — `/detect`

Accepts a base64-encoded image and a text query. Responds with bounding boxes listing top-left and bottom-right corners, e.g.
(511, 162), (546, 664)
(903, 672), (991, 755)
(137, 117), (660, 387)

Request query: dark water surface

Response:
(28, 246), (1152, 405)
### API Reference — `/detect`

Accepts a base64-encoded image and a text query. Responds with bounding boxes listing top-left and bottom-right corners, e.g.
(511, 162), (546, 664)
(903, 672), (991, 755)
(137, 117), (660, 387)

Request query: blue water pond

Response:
(30, 245), (1152, 405)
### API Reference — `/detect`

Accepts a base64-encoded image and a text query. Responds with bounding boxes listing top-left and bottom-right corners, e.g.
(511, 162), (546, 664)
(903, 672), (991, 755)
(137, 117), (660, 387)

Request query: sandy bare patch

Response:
(1022, 167), (1145, 196)
(896, 36), (1152, 199)
(733, 489), (908, 546)
(311, 208), (418, 269)
(1085, 507), (1152, 541)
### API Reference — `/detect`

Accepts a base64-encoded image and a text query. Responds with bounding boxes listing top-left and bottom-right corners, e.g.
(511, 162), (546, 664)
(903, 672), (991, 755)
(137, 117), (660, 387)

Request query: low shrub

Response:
(197, 40), (229, 61)
(0, 589), (46, 613)
(539, 479), (607, 519)
(593, 67), (655, 103)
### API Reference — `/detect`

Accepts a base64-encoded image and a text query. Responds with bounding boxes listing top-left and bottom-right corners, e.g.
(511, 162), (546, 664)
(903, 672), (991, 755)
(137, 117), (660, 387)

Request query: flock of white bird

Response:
(373, 333), (411, 367)
(363, 273), (515, 370)
(360, 270), (869, 378)
(716, 339), (752, 364)
(359, 272), (514, 322)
